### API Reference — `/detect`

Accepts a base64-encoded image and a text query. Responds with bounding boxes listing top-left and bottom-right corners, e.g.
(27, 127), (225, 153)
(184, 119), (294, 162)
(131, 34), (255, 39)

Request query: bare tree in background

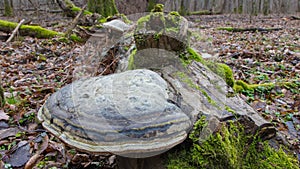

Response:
(87, 0), (118, 17)
(4, 0), (13, 16)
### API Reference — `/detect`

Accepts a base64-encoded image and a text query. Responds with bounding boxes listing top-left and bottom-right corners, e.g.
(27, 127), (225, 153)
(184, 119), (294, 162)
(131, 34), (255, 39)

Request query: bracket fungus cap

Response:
(38, 69), (192, 158)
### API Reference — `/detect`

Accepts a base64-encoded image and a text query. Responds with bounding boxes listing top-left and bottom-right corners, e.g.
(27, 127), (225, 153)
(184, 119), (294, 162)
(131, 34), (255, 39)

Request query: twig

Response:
(65, 5), (87, 37)
(6, 19), (25, 43)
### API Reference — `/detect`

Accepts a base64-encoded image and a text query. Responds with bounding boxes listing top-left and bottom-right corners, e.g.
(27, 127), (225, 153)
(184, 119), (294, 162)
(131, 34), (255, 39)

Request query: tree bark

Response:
(4, 0), (13, 16)
(56, 0), (80, 17)
(87, 0), (118, 17)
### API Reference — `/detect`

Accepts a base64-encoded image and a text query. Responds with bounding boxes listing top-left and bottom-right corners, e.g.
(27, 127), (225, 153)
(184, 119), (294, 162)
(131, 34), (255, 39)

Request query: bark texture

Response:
(87, 0), (118, 17)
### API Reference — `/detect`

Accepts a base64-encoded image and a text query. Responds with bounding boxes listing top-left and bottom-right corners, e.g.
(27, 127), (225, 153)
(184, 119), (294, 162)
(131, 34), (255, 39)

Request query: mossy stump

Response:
(134, 9), (188, 54)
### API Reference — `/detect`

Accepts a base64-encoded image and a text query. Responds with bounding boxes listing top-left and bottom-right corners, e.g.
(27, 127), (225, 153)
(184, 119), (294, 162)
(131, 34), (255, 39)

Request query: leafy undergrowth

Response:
(167, 116), (299, 169)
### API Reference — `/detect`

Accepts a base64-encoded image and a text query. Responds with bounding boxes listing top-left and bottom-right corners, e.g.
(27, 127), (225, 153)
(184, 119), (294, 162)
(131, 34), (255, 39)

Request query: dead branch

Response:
(217, 27), (282, 32)
(6, 19), (25, 43)
(65, 5), (87, 37)
(0, 19), (60, 39)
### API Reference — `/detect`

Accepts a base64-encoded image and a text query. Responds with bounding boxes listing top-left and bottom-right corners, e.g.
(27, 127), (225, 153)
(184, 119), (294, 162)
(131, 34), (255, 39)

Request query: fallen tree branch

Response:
(0, 19), (62, 39)
(56, 0), (92, 17)
(65, 5), (87, 37)
(217, 27), (282, 32)
(6, 19), (25, 43)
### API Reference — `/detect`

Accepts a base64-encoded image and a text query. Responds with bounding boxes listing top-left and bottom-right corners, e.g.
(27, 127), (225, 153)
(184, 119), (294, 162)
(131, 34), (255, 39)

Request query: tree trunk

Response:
(4, 0), (13, 16)
(87, 0), (118, 17)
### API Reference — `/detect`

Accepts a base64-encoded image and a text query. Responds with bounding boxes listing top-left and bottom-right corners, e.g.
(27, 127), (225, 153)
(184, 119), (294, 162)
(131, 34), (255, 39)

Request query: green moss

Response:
(154, 32), (163, 41)
(188, 10), (212, 15)
(0, 20), (61, 38)
(167, 117), (299, 168)
(118, 13), (131, 24)
(225, 105), (236, 114)
(217, 27), (236, 31)
(127, 48), (137, 70)
(183, 47), (235, 87)
(234, 80), (282, 93)
(71, 6), (93, 15)
(181, 47), (204, 65)
(151, 4), (164, 12)
(206, 61), (234, 87)
(136, 14), (151, 30)
(69, 34), (82, 42)
(169, 11), (181, 16)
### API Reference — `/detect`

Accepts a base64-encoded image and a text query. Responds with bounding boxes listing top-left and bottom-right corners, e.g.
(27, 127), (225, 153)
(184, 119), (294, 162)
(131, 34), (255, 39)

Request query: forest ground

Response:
(0, 12), (299, 168)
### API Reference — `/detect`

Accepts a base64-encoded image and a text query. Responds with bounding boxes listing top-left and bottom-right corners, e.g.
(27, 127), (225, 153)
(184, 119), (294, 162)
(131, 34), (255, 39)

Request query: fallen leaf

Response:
(3, 141), (31, 168)
(24, 133), (49, 169)
(0, 127), (19, 140)
(0, 109), (9, 121)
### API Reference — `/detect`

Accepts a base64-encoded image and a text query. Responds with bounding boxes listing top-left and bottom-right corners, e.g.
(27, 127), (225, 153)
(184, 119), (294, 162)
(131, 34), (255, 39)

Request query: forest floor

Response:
(0, 12), (299, 168)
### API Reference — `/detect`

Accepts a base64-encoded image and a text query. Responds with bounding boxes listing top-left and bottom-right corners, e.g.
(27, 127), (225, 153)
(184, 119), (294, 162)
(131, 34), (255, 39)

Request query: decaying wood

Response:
(217, 27), (282, 32)
(6, 19), (25, 43)
(0, 19), (59, 39)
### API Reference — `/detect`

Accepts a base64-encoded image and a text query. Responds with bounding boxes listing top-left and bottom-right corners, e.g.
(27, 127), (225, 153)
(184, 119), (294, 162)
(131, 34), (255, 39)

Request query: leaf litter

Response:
(0, 13), (299, 168)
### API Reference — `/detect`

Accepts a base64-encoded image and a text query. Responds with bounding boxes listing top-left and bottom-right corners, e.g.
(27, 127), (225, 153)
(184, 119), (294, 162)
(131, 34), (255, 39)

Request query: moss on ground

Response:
(188, 10), (212, 15)
(167, 116), (299, 169)
(233, 80), (300, 94)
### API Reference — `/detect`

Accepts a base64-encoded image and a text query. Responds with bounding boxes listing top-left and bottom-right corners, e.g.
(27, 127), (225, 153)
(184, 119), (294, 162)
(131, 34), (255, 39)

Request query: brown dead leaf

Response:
(24, 153), (42, 169)
(24, 133), (49, 169)
(251, 99), (267, 112)
(0, 127), (19, 140)
(3, 141), (31, 168)
(0, 109), (9, 121)
(277, 123), (288, 131)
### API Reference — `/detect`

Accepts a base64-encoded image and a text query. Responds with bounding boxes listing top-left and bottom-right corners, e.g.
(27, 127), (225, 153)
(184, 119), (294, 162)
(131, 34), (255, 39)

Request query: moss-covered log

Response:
(167, 116), (299, 168)
(217, 27), (282, 32)
(0, 19), (61, 39)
